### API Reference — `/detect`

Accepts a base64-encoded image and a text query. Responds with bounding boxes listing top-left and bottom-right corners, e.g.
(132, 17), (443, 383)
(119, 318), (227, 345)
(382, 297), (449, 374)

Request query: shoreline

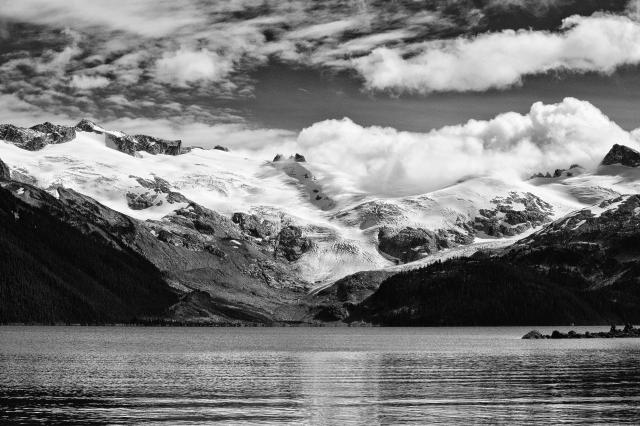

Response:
(523, 325), (640, 339)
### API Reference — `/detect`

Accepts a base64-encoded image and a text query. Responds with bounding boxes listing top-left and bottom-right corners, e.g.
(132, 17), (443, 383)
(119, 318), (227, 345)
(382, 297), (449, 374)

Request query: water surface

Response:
(1, 326), (640, 424)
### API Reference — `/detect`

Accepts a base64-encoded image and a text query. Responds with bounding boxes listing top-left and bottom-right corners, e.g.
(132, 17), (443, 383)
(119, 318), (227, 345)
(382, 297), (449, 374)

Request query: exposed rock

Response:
(271, 157), (336, 210)
(0, 158), (10, 180)
(378, 226), (447, 263)
(601, 144), (640, 167)
(133, 134), (182, 155)
(126, 192), (160, 210)
(530, 164), (583, 179)
(30, 122), (76, 144)
(273, 153), (306, 162)
(75, 119), (103, 133)
(0, 124), (51, 150)
(525, 325), (640, 339)
(475, 192), (553, 237)
(232, 212), (276, 239)
(213, 145), (229, 152)
(277, 225), (312, 261)
(522, 330), (545, 339)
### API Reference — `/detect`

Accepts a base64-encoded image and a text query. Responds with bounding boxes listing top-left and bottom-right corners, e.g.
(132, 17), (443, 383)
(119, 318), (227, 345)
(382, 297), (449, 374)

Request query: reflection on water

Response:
(1, 327), (640, 424)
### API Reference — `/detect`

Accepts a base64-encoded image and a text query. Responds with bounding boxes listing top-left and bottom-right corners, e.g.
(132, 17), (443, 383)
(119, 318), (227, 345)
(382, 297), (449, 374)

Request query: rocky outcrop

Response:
(232, 212), (276, 239)
(474, 192), (553, 237)
(277, 225), (312, 261)
(378, 227), (445, 262)
(271, 156), (335, 210)
(30, 122), (76, 144)
(75, 119), (103, 133)
(0, 158), (9, 180)
(530, 164), (583, 179)
(126, 176), (189, 210)
(601, 144), (640, 167)
(522, 330), (545, 339)
(105, 133), (182, 156)
(273, 153), (306, 162)
(126, 192), (162, 210)
(132, 134), (182, 155)
(213, 145), (229, 152)
(523, 325), (640, 339)
(0, 123), (75, 150)
(377, 226), (473, 263)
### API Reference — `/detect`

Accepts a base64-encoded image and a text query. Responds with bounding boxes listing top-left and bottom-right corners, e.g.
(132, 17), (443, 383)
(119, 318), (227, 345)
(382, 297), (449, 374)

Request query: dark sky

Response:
(0, 0), (639, 143)
(244, 63), (640, 132)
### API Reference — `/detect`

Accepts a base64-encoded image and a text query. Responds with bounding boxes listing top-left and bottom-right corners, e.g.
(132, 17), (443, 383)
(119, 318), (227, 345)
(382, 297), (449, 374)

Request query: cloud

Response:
(295, 98), (637, 195)
(0, 0), (206, 38)
(154, 48), (234, 87)
(70, 74), (110, 90)
(1, 93), (637, 199)
(353, 12), (640, 94)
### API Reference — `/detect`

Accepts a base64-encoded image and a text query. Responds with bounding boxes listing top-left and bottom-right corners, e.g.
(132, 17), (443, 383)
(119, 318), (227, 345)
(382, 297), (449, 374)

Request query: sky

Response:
(2, 0), (640, 193)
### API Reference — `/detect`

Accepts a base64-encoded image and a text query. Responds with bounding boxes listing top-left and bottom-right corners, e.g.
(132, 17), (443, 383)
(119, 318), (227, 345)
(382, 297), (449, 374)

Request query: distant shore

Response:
(523, 325), (640, 339)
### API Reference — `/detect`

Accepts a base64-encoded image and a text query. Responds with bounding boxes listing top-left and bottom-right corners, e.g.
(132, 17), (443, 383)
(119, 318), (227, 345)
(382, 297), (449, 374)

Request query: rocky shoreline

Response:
(523, 325), (640, 339)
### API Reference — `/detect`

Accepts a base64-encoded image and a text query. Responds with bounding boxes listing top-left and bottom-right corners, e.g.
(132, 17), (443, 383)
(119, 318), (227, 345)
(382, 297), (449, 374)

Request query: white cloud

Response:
(354, 13), (640, 93)
(70, 74), (110, 90)
(295, 98), (638, 195)
(0, 0), (205, 38)
(155, 48), (234, 87)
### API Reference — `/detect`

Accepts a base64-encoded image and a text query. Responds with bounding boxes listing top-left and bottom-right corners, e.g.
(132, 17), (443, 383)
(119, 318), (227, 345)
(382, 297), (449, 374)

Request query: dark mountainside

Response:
(0, 176), (310, 325)
(2, 122), (640, 326)
(337, 194), (640, 326)
(0, 180), (177, 324)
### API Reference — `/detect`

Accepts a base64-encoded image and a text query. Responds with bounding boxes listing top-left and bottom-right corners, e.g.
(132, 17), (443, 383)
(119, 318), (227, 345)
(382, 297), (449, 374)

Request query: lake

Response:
(1, 326), (640, 424)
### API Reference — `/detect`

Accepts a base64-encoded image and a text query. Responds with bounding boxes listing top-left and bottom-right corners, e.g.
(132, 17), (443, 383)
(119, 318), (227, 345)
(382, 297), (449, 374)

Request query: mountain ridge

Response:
(2, 120), (640, 325)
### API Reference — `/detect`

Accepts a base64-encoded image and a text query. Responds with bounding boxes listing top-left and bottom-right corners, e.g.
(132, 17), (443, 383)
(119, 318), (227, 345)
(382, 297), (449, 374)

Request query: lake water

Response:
(1, 326), (640, 424)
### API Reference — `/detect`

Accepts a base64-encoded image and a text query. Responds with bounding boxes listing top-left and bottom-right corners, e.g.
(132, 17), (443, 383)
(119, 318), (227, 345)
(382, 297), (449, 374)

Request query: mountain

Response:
(2, 121), (640, 325)
(0, 180), (177, 324)
(327, 194), (640, 326)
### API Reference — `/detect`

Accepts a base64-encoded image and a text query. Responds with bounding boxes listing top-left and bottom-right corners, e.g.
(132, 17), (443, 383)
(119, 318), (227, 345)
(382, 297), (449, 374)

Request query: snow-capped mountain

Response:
(2, 119), (640, 286)
(3, 118), (640, 324)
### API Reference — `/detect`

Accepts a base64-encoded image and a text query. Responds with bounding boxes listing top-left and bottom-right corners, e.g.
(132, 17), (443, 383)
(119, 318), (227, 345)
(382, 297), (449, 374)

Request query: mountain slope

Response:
(348, 194), (640, 326)
(0, 180), (178, 324)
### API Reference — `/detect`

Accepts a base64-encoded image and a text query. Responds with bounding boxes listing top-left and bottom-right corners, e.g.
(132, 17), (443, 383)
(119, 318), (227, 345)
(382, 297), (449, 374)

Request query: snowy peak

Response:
(0, 119), (182, 157)
(0, 122), (76, 150)
(601, 144), (640, 167)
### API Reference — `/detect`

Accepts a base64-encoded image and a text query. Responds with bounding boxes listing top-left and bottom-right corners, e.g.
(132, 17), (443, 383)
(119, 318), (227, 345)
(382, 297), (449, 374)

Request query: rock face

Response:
(474, 192), (553, 237)
(0, 123), (75, 150)
(105, 133), (182, 156)
(232, 212), (276, 239)
(75, 119), (103, 133)
(277, 225), (312, 261)
(601, 144), (640, 167)
(30, 122), (76, 144)
(213, 145), (229, 152)
(126, 176), (189, 210)
(0, 158), (9, 180)
(133, 134), (182, 155)
(378, 227), (446, 263)
(522, 330), (545, 339)
(271, 157), (336, 210)
(377, 226), (473, 263)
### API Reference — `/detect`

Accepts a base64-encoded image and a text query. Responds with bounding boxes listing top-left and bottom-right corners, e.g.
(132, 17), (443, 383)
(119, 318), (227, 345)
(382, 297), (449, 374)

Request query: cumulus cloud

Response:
(295, 98), (638, 195)
(155, 48), (234, 87)
(354, 12), (640, 93)
(70, 74), (110, 90)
